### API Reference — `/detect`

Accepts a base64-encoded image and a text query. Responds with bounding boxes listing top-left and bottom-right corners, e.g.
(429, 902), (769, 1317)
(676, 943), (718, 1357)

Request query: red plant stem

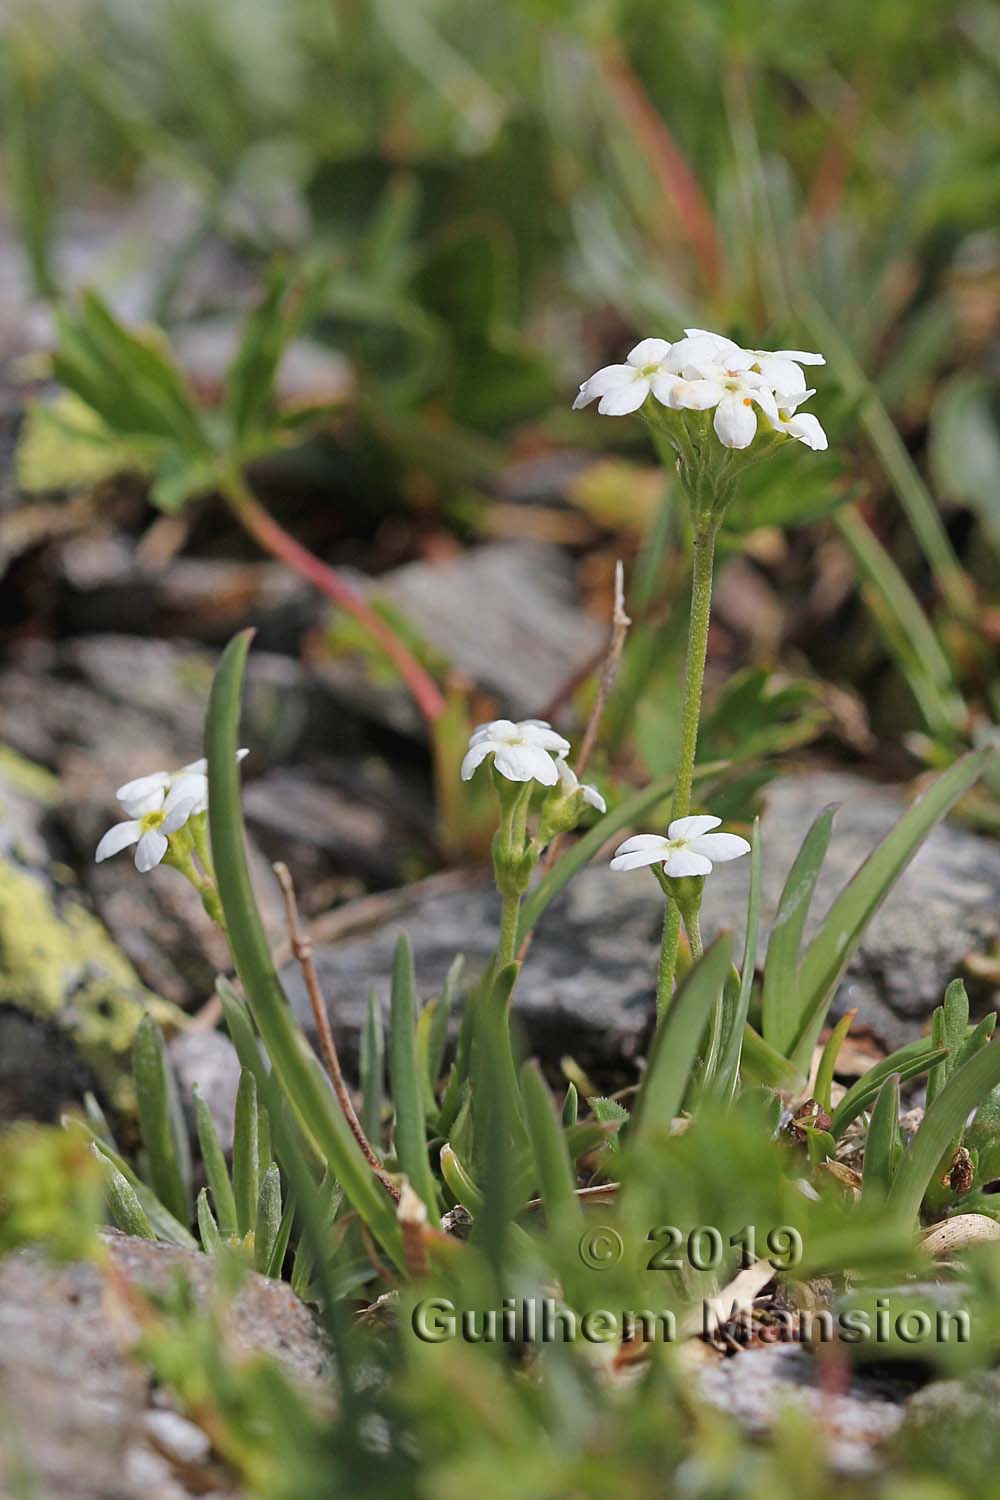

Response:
(599, 40), (724, 295)
(222, 472), (446, 723)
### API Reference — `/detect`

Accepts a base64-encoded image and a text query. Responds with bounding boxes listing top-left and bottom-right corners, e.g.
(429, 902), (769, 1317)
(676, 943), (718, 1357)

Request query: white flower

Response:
(672, 364), (782, 450)
(774, 405), (828, 451)
(556, 759), (606, 813)
(99, 749), (249, 872)
(572, 338), (680, 416)
(683, 329), (825, 398)
(610, 815), (750, 878)
(461, 719), (570, 786)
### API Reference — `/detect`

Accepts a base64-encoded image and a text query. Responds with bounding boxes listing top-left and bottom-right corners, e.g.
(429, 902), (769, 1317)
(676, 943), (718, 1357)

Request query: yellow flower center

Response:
(140, 810), (165, 832)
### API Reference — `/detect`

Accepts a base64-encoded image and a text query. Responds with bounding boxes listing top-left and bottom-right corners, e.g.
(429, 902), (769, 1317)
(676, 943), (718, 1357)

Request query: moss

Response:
(0, 844), (178, 1114)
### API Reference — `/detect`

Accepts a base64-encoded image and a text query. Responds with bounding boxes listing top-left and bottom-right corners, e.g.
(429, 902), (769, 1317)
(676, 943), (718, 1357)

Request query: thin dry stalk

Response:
(273, 861), (399, 1202)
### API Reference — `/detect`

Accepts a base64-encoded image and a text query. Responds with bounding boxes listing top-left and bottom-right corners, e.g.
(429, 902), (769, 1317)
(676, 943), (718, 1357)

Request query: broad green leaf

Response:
(739, 1022), (803, 1091)
(207, 630), (404, 1269)
(789, 751), (993, 1070)
(890, 1041), (1000, 1224)
(233, 1068), (260, 1238)
(388, 934), (440, 1220)
(132, 1014), (192, 1225)
(193, 1088), (238, 1238)
(762, 804), (837, 1055)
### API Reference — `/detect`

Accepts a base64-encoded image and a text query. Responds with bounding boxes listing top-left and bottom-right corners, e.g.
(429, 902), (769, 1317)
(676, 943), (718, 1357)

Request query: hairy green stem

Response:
(497, 892), (521, 970)
(656, 901), (681, 1022)
(672, 518), (719, 821)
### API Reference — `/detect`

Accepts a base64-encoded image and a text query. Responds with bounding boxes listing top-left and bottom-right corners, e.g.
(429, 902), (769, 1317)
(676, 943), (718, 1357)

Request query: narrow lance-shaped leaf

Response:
(889, 1040), (1000, 1224)
(360, 988), (385, 1150)
(102, 1156), (156, 1239)
(861, 1073), (901, 1203)
(762, 804), (837, 1055)
(388, 935), (439, 1221)
(67, 1119), (197, 1248)
(521, 1060), (583, 1235)
(132, 1014), (192, 1225)
(193, 1089), (238, 1238)
(254, 1163), (282, 1273)
(716, 816), (762, 1100)
(830, 1038), (951, 1138)
(197, 1188), (223, 1254)
(814, 1009), (857, 1117)
(206, 630), (404, 1269)
(233, 1068), (260, 1239)
(790, 750), (994, 1070)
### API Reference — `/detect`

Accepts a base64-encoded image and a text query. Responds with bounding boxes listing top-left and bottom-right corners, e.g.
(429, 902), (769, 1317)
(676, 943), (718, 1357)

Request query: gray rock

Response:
(287, 770), (1000, 1072)
(0, 1233), (330, 1500)
(693, 1343), (907, 1474)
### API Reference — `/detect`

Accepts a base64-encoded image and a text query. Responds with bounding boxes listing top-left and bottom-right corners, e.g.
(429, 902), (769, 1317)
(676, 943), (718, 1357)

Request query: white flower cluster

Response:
(611, 815), (750, 879)
(96, 750), (247, 872)
(573, 329), (827, 452)
(461, 719), (605, 810)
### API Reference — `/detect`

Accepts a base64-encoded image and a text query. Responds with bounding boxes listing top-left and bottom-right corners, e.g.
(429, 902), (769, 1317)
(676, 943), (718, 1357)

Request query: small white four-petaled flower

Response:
(610, 815), (750, 878)
(96, 750), (248, 872)
(574, 327), (828, 452)
(461, 719), (570, 787)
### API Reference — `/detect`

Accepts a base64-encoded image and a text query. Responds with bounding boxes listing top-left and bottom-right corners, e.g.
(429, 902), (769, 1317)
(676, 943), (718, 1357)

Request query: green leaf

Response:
(762, 804), (837, 1055)
(67, 1120), (196, 1248)
(254, 1163), (282, 1273)
(739, 1023), (803, 1091)
(196, 1187), (223, 1254)
(103, 1157), (156, 1239)
(814, 1009), (856, 1116)
(861, 1073), (901, 1202)
(266, 1194), (296, 1280)
(233, 1068), (260, 1239)
(132, 1014), (192, 1225)
(790, 751), (993, 1070)
(889, 1041), (1000, 1223)
(193, 1088), (238, 1238)
(715, 817), (763, 1100)
(521, 1061), (583, 1235)
(586, 1096), (628, 1153)
(360, 988), (385, 1150)
(515, 762), (729, 944)
(561, 1083), (579, 1129)
(225, 271), (306, 450)
(207, 630), (405, 1269)
(830, 1039), (951, 1138)
(388, 935), (440, 1220)
(630, 935), (732, 1148)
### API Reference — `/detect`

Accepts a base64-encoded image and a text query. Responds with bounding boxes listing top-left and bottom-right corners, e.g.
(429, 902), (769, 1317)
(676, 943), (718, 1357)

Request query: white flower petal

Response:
(572, 364), (635, 409)
(610, 846), (671, 872)
(470, 719), (516, 744)
(135, 829), (168, 873)
(613, 834), (670, 856)
(178, 748), (248, 777)
(751, 385), (781, 426)
(116, 771), (169, 808)
(661, 848), (713, 878)
(520, 722), (571, 755)
(460, 740), (494, 780)
(597, 376), (650, 415)
(753, 355), (807, 395)
(683, 328), (740, 354)
(770, 348), (825, 365)
(627, 337), (672, 366)
(666, 378), (723, 412)
(713, 392), (757, 449)
(582, 783), (606, 813)
(95, 820), (143, 863)
(493, 743), (558, 785)
(667, 815), (722, 840)
(783, 412), (828, 451)
(162, 796), (199, 836)
(164, 773), (207, 817)
(688, 831), (751, 863)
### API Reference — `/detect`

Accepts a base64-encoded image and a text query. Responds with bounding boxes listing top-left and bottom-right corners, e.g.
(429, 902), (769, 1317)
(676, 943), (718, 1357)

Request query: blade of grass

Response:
(254, 1163), (282, 1273)
(193, 1088), (238, 1238)
(815, 1009), (856, 1115)
(232, 1068), (260, 1238)
(762, 805), (837, 1054)
(889, 1042), (1000, 1224)
(861, 1073), (901, 1203)
(103, 1157), (156, 1239)
(716, 818), (762, 1100)
(360, 988), (385, 1150)
(830, 1039), (951, 1137)
(388, 934), (440, 1221)
(132, 1014), (192, 1225)
(196, 1188), (223, 1253)
(207, 630), (404, 1269)
(790, 751), (993, 1071)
